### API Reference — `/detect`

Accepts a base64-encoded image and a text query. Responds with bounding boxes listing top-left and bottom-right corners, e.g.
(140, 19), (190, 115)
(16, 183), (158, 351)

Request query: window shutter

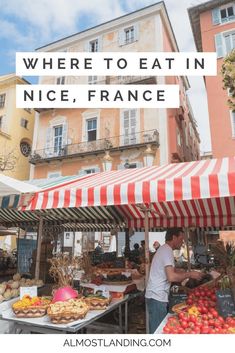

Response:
(212, 8), (221, 25)
(215, 33), (224, 58)
(84, 41), (89, 52)
(62, 123), (68, 147)
(134, 23), (139, 41)
(98, 36), (102, 51)
(45, 127), (53, 150)
(232, 112), (235, 137)
(118, 29), (125, 46)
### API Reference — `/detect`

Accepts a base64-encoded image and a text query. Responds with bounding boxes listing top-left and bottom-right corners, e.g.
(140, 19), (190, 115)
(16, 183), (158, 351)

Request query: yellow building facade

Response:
(0, 74), (35, 180)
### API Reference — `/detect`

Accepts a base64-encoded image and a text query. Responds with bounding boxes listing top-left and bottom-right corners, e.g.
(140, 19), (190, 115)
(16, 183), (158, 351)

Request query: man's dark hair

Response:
(165, 228), (184, 241)
(134, 243), (139, 250)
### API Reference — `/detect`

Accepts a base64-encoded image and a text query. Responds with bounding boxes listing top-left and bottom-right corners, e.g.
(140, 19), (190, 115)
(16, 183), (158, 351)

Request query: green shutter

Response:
(215, 33), (224, 58)
(212, 8), (221, 25)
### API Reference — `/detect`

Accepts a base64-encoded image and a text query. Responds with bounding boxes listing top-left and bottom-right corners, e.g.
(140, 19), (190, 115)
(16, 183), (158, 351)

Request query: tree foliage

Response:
(221, 49), (235, 111)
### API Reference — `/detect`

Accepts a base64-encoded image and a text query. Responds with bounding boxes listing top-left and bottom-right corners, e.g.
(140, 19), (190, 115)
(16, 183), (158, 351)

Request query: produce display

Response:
(163, 285), (235, 334)
(92, 268), (132, 285)
(12, 295), (51, 318)
(84, 294), (111, 310)
(0, 274), (44, 303)
(47, 299), (90, 324)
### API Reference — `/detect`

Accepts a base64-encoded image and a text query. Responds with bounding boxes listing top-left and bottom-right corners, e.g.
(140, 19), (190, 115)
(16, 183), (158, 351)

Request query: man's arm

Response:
(165, 265), (203, 283)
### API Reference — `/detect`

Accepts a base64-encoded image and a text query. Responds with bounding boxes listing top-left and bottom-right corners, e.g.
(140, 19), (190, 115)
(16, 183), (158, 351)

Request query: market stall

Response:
(0, 157), (235, 334)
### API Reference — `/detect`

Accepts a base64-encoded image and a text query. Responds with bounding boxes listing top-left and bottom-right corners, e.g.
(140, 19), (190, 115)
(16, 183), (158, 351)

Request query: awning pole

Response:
(72, 231), (76, 257)
(144, 208), (150, 334)
(35, 217), (43, 280)
(185, 228), (191, 271)
(16, 227), (20, 273)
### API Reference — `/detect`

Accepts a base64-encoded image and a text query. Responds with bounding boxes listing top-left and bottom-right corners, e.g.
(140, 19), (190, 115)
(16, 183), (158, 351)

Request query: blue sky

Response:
(0, 0), (211, 151)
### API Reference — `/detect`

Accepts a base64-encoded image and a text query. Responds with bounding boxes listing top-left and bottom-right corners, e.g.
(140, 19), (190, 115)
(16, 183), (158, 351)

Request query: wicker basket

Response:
(84, 296), (111, 310)
(13, 305), (48, 318)
(47, 299), (90, 324)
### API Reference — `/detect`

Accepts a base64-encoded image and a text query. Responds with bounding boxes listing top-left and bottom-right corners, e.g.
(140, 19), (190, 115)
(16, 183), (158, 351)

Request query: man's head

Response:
(141, 240), (145, 248)
(134, 243), (139, 250)
(153, 241), (160, 250)
(165, 228), (184, 250)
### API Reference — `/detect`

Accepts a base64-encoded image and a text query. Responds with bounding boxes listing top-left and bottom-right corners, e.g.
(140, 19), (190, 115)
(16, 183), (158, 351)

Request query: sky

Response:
(0, 0), (211, 152)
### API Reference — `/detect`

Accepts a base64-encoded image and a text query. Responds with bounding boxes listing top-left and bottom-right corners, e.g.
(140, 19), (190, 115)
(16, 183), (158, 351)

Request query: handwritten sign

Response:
(20, 286), (37, 299)
(216, 289), (235, 317)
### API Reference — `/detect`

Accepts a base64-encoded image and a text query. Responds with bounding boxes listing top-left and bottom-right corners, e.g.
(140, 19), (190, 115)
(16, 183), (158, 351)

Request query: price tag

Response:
(20, 286), (37, 299)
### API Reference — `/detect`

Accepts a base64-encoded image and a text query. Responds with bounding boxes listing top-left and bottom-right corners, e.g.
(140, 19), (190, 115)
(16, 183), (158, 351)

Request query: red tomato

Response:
(163, 326), (170, 334)
(187, 298), (193, 305)
(201, 326), (210, 334)
(180, 320), (188, 329)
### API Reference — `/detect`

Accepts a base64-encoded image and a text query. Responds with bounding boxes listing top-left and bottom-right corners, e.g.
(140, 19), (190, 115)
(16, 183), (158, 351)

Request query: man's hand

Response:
(189, 271), (204, 280)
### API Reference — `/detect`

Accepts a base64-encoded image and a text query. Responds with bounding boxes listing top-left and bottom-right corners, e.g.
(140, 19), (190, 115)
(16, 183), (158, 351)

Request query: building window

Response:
(124, 26), (135, 44)
(231, 112), (235, 137)
(0, 116), (2, 130)
(47, 171), (61, 178)
(20, 141), (31, 157)
(177, 129), (182, 146)
(220, 5), (235, 23)
(224, 31), (235, 54)
(212, 5), (235, 25)
(87, 118), (97, 141)
(0, 94), (6, 108)
(53, 125), (63, 153)
(56, 76), (65, 84)
(119, 24), (138, 46)
(84, 168), (96, 174)
(20, 118), (28, 129)
(122, 109), (137, 145)
(89, 39), (99, 52)
(88, 76), (98, 84)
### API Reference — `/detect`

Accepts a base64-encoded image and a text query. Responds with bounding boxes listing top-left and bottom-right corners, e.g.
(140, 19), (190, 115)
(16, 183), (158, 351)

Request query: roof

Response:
(36, 2), (166, 50)
(1, 157), (234, 231)
(0, 73), (31, 86)
(188, 0), (231, 52)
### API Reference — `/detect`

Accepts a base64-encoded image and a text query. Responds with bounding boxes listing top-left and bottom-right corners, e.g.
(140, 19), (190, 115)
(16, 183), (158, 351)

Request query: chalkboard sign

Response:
(169, 293), (188, 313)
(216, 289), (235, 317)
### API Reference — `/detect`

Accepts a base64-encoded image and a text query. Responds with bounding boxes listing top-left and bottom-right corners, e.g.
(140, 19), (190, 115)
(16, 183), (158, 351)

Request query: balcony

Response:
(29, 129), (160, 164)
(108, 75), (157, 85)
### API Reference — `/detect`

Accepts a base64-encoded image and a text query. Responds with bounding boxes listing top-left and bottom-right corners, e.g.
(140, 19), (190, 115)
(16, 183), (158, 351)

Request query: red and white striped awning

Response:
(20, 157), (235, 230)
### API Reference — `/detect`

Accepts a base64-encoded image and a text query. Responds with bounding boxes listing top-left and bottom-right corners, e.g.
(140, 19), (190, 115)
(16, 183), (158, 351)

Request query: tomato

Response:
(201, 326), (210, 334)
(177, 327), (184, 334)
(187, 298), (193, 305)
(201, 306), (208, 314)
(217, 316), (224, 324)
(211, 294), (217, 301)
(207, 313), (213, 320)
(211, 309), (219, 318)
(180, 320), (188, 329)
(163, 326), (170, 334)
(188, 315), (197, 323)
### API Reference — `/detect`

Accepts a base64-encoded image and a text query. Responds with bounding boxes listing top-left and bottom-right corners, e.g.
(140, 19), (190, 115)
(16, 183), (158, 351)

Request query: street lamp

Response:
(102, 150), (113, 171)
(143, 144), (155, 167)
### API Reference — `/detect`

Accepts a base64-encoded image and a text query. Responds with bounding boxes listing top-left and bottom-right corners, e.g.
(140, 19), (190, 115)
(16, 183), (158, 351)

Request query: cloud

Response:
(0, 0), (212, 151)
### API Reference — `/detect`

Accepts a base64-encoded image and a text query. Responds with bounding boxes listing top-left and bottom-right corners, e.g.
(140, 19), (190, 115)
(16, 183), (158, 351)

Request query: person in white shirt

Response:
(145, 228), (203, 333)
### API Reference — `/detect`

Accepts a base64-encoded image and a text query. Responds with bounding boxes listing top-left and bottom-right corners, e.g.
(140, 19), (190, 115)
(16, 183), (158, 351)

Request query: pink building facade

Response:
(189, 0), (235, 158)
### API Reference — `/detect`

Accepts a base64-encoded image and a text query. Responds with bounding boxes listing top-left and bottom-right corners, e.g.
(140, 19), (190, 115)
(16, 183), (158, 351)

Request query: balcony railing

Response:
(30, 129), (159, 164)
(109, 76), (157, 84)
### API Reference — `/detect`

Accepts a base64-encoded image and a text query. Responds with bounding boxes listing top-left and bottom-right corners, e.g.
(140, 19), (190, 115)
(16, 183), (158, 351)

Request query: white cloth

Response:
(145, 243), (174, 302)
